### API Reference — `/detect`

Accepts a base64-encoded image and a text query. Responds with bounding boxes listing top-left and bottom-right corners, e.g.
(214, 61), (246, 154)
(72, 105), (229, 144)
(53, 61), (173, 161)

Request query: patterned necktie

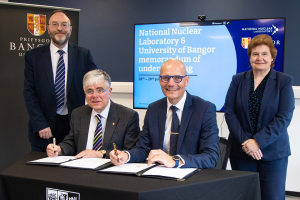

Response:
(170, 105), (180, 156)
(54, 50), (65, 110)
(93, 114), (103, 151)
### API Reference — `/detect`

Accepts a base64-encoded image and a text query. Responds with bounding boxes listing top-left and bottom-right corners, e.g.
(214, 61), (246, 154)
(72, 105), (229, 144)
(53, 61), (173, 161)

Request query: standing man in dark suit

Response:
(110, 59), (219, 168)
(46, 69), (140, 158)
(23, 10), (98, 152)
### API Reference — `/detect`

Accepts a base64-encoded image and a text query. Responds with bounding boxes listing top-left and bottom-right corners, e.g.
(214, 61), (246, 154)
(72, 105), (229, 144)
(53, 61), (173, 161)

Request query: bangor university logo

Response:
(27, 13), (46, 36)
(242, 37), (251, 49)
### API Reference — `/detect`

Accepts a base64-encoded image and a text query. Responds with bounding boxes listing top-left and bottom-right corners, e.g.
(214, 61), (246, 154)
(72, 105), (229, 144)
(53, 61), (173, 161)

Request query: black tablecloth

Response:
(0, 152), (260, 200)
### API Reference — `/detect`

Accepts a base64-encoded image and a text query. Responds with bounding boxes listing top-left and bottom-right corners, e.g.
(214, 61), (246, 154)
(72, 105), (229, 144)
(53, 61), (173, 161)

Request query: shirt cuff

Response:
(59, 146), (64, 156)
(123, 151), (131, 163)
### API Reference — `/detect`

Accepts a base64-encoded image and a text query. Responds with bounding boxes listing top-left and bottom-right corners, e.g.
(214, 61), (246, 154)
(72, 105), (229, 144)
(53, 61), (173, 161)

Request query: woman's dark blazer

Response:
(225, 68), (294, 161)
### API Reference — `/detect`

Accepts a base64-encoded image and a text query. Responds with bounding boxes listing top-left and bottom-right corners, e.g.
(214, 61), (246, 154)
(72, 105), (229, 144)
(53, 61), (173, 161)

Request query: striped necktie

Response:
(170, 105), (179, 156)
(93, 114), (103, 151)
(54, 50), (65, 110)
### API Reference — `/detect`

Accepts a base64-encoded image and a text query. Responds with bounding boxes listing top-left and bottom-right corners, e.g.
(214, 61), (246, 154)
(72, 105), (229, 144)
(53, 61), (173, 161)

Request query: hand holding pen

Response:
(113, 143), (120, 163)
(46, 138), (62, 157)
(109, 143), (129, 165)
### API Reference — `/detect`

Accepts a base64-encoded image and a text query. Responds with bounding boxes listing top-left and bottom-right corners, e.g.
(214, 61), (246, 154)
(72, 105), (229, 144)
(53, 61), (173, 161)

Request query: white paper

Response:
(101, 163), (155, 173)
(29, 156), (77, 164)
(60, 158), (111, 169)
(142, 165), (197, 179)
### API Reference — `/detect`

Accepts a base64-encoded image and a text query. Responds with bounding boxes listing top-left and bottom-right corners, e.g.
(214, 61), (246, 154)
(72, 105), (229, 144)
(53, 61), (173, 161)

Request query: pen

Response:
(113, 143), (119, 163)
(53, 138), (56, 153)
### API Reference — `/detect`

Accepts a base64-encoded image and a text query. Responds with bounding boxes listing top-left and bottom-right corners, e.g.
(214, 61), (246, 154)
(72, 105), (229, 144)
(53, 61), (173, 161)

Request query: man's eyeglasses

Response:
(49, 22), (70, 29)
(85, 88), (109, 96)
(159, 75), (187, 83)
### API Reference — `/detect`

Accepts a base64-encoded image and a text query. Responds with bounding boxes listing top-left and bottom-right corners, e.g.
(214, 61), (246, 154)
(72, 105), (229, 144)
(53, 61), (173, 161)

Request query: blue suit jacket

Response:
(23, 42), (98, 147)
(128, 92), (219, 168)
(225, 69), (294, 161)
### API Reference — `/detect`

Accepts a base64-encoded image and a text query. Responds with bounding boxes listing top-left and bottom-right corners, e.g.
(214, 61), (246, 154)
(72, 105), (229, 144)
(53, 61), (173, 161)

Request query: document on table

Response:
(60, 158), (112, 170)
(27, 156), (77, 165)
(142, 165), (198, 180)
(98, 163), (199, 180)
(100, 163), (155, 174)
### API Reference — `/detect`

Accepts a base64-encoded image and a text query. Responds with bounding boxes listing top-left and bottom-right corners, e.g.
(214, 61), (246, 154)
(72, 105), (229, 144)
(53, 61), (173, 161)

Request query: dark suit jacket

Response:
(23, 42), (98, 147)
(127, 92), (219, 168)
(225, 69), (295, 161)
(58, 101), (140, 157)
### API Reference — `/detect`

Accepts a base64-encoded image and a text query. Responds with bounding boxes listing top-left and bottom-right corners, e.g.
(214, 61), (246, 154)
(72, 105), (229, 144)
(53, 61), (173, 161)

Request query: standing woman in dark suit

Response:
(225, 34), (294, 200)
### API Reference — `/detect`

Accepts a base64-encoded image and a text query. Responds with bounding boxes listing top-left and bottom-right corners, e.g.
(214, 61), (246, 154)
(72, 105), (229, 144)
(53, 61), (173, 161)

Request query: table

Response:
(0, 152), (261, 200)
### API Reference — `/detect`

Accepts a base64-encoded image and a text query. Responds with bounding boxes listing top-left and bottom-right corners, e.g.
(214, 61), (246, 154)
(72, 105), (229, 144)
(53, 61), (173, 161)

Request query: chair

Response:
(215, 137), (232, 169)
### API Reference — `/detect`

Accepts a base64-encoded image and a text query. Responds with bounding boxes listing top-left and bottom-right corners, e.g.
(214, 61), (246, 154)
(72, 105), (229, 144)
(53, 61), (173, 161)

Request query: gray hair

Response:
(83, 69), (111, 90)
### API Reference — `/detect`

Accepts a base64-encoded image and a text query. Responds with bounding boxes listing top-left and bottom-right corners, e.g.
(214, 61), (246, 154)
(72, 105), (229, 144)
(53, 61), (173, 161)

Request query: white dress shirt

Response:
(50, 42), (68, 115)
(86, 100), (111, 150)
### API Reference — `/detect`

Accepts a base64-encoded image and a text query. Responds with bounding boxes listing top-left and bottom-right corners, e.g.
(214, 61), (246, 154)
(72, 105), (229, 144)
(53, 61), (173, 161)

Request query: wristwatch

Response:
(100, 150), (106, 158)
(172, 155), (180, 168)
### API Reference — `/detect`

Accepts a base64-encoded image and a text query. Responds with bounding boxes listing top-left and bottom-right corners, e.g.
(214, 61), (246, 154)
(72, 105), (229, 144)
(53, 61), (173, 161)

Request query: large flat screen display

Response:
(134, 18), (285, 111)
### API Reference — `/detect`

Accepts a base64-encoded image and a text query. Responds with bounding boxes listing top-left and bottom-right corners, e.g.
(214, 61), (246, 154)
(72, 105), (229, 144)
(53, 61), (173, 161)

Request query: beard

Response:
(49, 31), (71, 47)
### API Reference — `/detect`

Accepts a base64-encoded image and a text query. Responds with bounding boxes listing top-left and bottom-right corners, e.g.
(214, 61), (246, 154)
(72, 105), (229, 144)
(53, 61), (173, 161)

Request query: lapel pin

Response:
(112, 123), (115, 125)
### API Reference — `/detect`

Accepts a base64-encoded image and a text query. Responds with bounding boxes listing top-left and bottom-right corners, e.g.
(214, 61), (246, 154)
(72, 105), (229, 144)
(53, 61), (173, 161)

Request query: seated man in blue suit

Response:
(110, 59), (219, 168)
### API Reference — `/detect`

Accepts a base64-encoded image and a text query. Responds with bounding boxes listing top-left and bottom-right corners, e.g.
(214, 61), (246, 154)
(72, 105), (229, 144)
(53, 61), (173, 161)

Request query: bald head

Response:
(159, 59), (189, 105)
(160, 59), (187, 76)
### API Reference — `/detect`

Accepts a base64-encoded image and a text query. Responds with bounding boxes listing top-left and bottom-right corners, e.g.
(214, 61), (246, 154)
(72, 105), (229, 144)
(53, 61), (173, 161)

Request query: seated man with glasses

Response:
(110, 59), (219, 168)
(46, 69), (140, 158)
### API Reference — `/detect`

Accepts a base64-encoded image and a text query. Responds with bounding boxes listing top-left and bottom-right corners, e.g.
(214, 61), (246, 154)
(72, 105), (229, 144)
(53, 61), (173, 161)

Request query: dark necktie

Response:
(170, 105), (179, 156)
(93, 114), (103, 151)
(54, 50), (65, 110)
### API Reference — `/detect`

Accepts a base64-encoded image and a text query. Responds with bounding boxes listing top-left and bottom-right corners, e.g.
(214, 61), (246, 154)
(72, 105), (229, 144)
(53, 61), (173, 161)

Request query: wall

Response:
(110, 82), (300, 192)
(13, 0), (300, 85)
